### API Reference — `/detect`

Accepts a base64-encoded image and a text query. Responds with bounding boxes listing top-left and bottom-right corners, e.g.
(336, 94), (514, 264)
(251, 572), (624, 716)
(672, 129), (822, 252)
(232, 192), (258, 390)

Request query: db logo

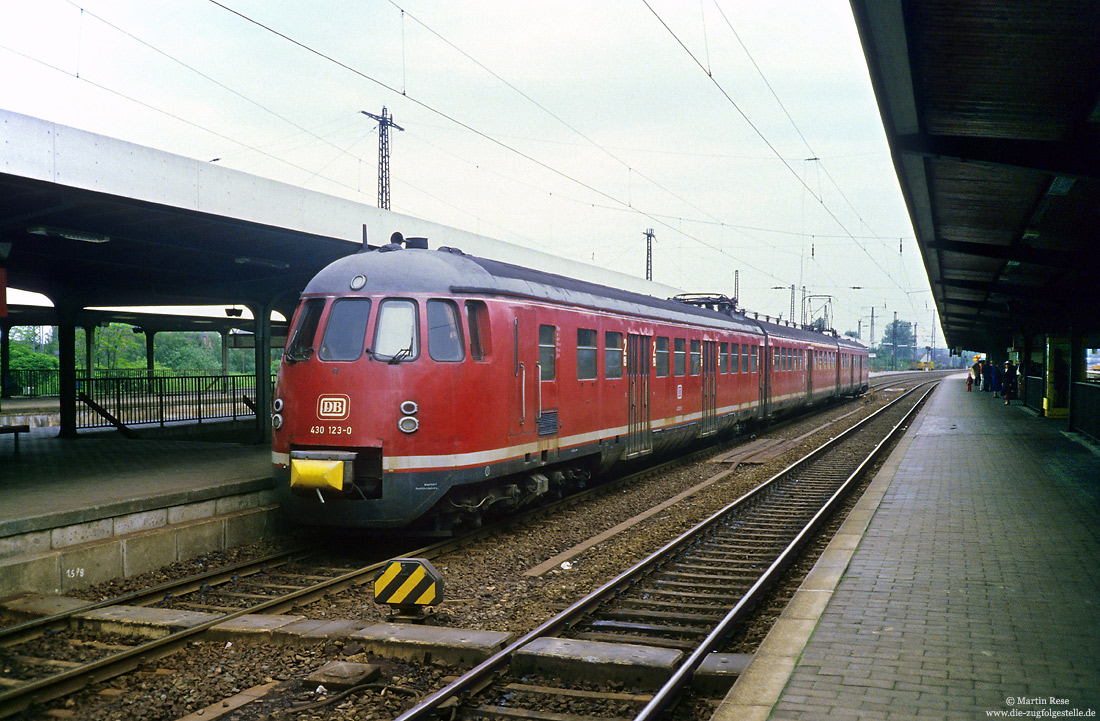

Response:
(317, 394), (350, 420)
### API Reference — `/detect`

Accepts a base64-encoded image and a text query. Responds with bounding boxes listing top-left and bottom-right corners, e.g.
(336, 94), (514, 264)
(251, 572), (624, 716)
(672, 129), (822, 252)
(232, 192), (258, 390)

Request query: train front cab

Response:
(273, 291), (520, 531)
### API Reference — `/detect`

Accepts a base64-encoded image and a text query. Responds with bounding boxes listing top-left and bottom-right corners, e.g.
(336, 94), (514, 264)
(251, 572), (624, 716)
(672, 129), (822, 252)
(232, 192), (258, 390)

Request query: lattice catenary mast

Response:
(360, 107), (404, 210)
(643, 228), (656, 281)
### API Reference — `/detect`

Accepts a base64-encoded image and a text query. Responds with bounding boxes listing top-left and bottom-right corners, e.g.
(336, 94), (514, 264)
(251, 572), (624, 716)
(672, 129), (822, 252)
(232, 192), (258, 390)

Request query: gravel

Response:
(15, 388), (912, 721)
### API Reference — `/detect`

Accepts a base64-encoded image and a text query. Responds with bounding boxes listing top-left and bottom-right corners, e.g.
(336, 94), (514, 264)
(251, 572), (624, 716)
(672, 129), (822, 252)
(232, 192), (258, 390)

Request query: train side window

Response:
(674, 338), (686, 376)
(465, 301), (491, 361)
(577, 328), (598, 380)
(427, 299), (464, 362)
(539, 325), (556, 381)
(655, 337), (670, 377)
(750, 345), (758, 373)
(605, 331), (624, 379)
(690, 340), (701, 375)
(373, 299), (419, 362)
(740, 344), (749, 373)
(285, 297), (325, 361)
(719, 343), (728, 373)
(318, 298), (371, 361)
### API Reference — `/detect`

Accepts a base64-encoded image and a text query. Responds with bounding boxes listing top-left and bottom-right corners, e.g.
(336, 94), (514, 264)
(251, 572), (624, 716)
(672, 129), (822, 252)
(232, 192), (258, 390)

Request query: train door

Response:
(536, 323), (559, 437)
(701, 340), (718, 436)
(807, 348), (814, 398)
(509, 309), (538, 437)
(759, 341), (769, 418)
(626, 333), (652, 456)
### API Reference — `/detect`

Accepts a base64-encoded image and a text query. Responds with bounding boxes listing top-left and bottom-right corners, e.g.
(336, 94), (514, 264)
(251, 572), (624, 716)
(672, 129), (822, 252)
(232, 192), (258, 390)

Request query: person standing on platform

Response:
(973, 359), (982, 389)
(1003, 361), (1017, 405)
(966, 371), (973, 392)
(982, 360), (994, 392)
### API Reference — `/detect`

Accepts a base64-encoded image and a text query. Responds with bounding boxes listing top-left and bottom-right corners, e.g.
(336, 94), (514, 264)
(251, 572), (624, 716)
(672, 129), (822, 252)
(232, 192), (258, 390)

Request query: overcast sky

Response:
(0, 0), (940, 347)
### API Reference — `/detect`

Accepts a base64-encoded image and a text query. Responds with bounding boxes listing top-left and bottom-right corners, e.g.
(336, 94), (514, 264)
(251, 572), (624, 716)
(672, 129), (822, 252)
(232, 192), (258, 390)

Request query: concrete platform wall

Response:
(0, 490), (279, 595)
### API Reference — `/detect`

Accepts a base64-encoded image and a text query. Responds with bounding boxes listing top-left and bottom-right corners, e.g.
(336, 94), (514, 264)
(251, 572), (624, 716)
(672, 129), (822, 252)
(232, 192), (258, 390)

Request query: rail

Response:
(394, 381), (935, 721)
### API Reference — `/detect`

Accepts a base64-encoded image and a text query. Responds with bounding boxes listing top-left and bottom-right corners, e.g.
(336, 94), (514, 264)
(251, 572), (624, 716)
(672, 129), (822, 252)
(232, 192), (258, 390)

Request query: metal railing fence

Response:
(1, 369), (274, 428)
(1071, 381), (1100, 444)
(7, 368), (262, 398)
(1024, 375), (1044, 412)
(6, 369), (61, 397)
(75, 373), (276, 429)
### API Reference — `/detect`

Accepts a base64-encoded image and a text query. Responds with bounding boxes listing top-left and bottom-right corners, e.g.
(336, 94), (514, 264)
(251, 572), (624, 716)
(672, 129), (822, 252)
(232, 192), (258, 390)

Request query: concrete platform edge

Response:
(709, 386), (934, 721)
(0, 504), (281, 595)
(0, 476), (273, 538)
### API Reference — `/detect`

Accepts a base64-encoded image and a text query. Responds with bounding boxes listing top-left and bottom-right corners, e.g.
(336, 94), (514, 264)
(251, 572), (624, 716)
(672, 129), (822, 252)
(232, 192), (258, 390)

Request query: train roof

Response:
(304, 244), (862, 350)
(304, 245), (759, 333)
(836, 334), (868, 351)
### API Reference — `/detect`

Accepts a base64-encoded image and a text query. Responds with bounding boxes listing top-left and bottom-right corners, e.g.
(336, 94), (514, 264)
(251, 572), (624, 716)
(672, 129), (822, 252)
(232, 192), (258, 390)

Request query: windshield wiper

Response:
(388, 347), (412, 365)
(284, 346), (315, 364)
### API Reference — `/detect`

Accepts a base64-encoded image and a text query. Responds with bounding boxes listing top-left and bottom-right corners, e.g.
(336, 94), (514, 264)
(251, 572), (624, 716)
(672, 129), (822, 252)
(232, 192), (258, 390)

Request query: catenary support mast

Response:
(360, 107), (405, 210)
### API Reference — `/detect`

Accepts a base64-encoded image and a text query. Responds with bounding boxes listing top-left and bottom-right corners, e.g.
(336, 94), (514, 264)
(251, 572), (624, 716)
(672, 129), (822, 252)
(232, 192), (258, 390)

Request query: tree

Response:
(8, 342), (59, 370)
(879, 319), (916, 369)
(9, 325), (51, 353)
(92, 324), (147, 369)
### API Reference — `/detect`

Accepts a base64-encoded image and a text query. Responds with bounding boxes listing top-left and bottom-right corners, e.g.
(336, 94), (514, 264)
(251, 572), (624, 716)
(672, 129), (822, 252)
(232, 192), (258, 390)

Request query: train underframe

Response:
(277, 387), (865, 534)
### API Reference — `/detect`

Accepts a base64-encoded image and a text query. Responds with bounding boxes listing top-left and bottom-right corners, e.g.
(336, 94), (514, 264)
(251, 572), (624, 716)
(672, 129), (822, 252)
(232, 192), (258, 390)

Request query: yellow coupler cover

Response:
(291, 458), (346, 492)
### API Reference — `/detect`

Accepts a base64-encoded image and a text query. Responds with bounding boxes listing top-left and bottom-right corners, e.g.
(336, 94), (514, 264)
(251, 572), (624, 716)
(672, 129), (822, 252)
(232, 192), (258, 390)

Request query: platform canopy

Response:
(0, 108), (678, 328)
(0, 110), (373, 323)
(849, 1), (1100, 352)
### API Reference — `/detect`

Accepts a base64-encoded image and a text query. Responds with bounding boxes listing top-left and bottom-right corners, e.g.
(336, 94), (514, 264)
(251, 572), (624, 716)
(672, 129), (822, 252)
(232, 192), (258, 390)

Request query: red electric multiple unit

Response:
(271, 238), (868, 534)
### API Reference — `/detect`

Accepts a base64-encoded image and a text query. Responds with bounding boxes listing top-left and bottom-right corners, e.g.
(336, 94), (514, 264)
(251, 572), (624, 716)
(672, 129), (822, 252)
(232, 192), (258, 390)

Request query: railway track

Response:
(0, 377), (940, 718)
(394, 381), (935, 721)
(0, 445), (740, 718)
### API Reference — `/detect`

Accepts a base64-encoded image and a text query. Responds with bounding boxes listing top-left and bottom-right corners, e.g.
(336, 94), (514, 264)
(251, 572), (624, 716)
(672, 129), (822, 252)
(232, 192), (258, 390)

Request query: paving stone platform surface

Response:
(766, 375), (1100, 719)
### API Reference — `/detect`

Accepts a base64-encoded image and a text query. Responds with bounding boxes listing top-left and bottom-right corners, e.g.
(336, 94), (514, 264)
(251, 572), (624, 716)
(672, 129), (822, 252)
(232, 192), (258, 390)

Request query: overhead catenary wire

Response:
(4, 1), (929, 332)
(384, 0), (735, 233)
(205, 0), (799, 288)
(62, 0), (378, 178)
(645, 0), (927, 319)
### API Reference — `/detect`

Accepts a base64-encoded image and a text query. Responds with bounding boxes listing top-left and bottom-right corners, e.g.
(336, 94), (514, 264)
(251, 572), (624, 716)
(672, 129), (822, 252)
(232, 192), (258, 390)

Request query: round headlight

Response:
(350, 274), (367, 290)
(271, 413), (283, 429)
(273, 398), (284, 412)
(400, 400), (418, 415)
(398, 416), (419, 434)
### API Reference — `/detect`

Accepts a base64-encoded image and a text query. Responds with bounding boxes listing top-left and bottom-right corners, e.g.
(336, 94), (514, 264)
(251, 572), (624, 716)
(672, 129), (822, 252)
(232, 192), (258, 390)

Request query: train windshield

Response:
(319, 298), (371, 361)
(427, 300), (464, 362)
(285, 298), (325, 363)
(373, 299), (419, 363)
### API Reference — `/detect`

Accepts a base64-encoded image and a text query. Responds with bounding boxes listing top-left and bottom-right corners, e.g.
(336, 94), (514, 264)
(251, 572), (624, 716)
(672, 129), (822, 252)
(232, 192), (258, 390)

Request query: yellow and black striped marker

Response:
(374, 558), (444, 608)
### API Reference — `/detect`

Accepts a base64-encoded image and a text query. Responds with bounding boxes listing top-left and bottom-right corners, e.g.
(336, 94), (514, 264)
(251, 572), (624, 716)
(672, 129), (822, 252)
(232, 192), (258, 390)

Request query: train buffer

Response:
(374, 558), (444, 621)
